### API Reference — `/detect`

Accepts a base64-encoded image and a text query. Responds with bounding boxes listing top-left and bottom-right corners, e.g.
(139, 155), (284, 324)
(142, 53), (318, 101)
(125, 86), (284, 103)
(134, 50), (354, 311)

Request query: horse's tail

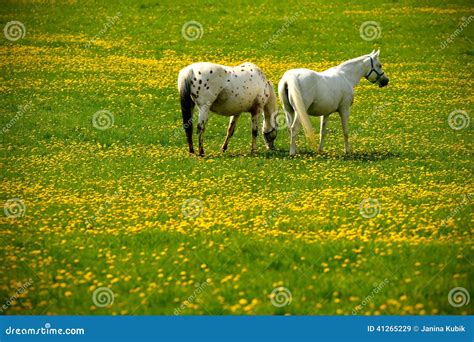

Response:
(284, 73), (317, 147)
(178, 66), (195, 153)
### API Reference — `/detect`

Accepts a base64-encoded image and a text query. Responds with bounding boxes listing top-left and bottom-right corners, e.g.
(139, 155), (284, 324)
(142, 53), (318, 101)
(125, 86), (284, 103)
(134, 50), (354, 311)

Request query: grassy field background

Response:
(0, 0), (472, 315)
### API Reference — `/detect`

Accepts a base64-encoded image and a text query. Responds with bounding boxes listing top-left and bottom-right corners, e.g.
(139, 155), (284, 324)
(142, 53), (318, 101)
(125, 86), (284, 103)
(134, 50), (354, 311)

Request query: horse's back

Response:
(212, 63), (271, 115)
(179, 61), (272, 116)
(180, 62), (228, 78)
(280, 68), (345, 116)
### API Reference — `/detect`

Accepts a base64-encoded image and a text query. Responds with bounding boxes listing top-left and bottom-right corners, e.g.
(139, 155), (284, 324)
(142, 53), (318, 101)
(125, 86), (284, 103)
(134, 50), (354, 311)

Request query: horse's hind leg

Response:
(289, 116), (301, 156)
(197, 105), (210, 156)
(317, 115), (329, 153)
(279, 80), (298, 155)
(221, 115), (240, 153)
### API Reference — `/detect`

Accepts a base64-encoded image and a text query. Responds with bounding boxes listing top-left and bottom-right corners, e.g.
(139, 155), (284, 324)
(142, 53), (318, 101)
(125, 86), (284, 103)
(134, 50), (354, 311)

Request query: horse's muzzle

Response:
(264, 129), (277, 149)
(379, 78), (389, 88)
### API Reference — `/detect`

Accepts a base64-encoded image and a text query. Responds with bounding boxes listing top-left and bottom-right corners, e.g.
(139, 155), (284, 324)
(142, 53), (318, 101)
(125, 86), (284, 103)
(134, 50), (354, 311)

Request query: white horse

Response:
(178, 62), (278, 156)
(278, 49), (389, 156)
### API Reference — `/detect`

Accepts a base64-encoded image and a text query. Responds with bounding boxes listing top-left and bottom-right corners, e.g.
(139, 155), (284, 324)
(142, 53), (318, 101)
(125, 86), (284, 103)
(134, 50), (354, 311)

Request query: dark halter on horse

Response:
(365, 56), (385, 83)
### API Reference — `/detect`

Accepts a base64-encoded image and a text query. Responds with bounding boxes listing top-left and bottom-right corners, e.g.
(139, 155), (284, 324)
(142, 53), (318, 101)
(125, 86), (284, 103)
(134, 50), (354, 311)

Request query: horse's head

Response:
(365, 49), (389, 88)
(263, 82), (278, 150)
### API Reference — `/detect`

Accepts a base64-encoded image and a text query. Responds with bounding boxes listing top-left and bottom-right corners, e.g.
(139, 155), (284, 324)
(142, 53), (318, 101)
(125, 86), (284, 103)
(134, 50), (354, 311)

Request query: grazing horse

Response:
(178, 62), (278, 156)
(278, 49), (389, 156)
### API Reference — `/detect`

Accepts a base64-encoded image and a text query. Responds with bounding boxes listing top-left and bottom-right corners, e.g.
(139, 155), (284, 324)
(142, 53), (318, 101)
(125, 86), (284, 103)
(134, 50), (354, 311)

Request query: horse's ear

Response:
(370, 49), (376, 55)
(375, 49), (380, 57)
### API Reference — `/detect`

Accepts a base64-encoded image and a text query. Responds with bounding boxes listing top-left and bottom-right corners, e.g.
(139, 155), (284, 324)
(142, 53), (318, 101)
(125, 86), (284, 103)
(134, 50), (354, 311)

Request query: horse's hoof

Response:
(221, 146), (227, 153)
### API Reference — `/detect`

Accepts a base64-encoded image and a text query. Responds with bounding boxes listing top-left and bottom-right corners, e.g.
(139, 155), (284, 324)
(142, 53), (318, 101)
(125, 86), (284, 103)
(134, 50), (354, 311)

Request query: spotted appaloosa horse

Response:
(278, 49), (389, 156)
(178, 62), (278, 156)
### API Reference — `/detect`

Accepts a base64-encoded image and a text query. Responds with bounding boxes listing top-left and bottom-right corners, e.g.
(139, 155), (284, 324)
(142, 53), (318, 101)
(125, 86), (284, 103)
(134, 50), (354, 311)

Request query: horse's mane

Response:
(338, 55), (369, 69)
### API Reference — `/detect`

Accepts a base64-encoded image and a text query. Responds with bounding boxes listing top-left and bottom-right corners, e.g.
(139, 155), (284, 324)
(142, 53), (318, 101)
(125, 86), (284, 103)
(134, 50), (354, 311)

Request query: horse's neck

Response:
(337, 56), (368, 87)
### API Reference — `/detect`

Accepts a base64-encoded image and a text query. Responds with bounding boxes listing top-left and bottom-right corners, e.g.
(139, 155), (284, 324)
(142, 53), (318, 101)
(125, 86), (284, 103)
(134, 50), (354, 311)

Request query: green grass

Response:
(0, 0), (472, 315)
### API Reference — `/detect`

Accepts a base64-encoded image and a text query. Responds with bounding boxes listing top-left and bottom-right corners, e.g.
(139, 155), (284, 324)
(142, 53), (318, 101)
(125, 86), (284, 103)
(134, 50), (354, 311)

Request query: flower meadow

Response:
(0, 0), (472, 315)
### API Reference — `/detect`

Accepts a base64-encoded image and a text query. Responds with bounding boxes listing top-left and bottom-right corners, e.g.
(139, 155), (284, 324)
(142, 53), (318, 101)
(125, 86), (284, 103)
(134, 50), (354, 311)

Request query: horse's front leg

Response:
(221, 115), (240, 152)
(197, 106), (209, 156)
(339, 107), (351, 154)
(250, 111), (259, 153)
